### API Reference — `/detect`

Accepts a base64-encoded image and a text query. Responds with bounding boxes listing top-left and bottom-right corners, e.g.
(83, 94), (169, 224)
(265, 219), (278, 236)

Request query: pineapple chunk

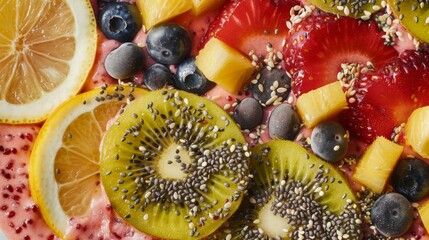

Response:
(295, 81), (347, 128)
(419, 200), (429, 232)
(353, 137), (404, 194)
(136, 0), (192, 29)
(191, 0), (227, 15)
(405, 106), (429, 158)
(195, 38), (255, 94)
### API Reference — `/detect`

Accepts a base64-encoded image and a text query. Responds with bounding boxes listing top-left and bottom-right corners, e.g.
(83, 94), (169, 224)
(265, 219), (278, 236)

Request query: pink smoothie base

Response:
(0, 0), (427, 239)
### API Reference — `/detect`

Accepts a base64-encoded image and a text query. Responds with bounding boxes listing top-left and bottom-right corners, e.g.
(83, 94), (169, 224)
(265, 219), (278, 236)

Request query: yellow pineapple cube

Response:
(405, 106), (429, 158)
(191, 0), (227, 15)
(295, 81), (347, 128)
(136, 0), (193, 29)
(195, 38), (255, 94)
(353, 137), (404, 194)
(419, 200), (429, 232)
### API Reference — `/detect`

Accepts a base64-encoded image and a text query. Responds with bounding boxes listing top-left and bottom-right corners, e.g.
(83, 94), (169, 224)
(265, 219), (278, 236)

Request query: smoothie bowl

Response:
(1, 0), (429, 239)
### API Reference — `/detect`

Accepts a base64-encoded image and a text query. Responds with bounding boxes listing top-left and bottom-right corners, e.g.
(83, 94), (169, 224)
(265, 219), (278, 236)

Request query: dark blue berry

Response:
(371, 193), (413, 237)
(268, 104), (301, 140)
(310, 121), (348, 163)
(105, 43), (144, 79)
(173, 58), (214, 94)
(391, 157), (429, 201)
(146, 24), (192, 65)
(144, 64), (171, 91)
(233, 98), (263, 130)
(99, 3), (142, 42)
(251, 68), (291, 105)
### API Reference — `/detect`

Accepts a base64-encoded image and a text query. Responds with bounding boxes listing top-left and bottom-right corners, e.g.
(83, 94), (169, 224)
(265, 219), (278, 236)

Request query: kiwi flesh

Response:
(308, 0), (382, 18)
(100, 89), (250, 239)
(388, 0), (429, 43)
(210, 140), (361, 240)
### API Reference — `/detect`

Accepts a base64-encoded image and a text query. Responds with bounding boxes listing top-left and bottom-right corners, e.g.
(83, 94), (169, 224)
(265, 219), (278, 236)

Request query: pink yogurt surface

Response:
(64, 189), (155, 240)
(0, 124), (57, 240)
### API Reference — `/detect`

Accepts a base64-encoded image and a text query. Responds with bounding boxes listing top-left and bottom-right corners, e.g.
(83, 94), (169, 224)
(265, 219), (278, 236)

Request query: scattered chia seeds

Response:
(211, 145), (364, 240)
(101, 90), (251, 238)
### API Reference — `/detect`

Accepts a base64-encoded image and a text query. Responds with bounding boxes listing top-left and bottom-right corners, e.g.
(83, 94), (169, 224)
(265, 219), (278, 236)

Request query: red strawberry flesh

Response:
(284, 14), (399, 96)
(201, 0), (297, 56)
(340, 50), (429, 143)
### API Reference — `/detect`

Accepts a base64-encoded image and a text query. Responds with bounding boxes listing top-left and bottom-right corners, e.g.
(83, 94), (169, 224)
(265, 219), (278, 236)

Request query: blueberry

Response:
(144, 64), (172, 91)
(251, 68), (291, 105)
(391, 157), (429, 201)
(310, 121), (348, 163)
(268, 104), (301, 140)
(99, 3), (142, 42)
(173, 58), (215, 94)
(233, 98), (263, 130)
(146, 24), (192, 65)
(105, 43), (144, 79)
(371, 193), (413, 237)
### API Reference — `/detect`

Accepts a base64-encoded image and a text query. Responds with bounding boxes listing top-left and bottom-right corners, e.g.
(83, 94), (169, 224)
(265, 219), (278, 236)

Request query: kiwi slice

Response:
(100, 89), (250, 239)
(389, 0), (429, 43)
(309, 0), (382, 18)
(210, 140), (361, 239)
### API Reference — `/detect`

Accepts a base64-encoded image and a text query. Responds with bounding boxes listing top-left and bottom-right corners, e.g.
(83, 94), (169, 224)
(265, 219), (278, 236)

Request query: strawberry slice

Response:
(201, 0), (297, 56)
(340, 50), (429, 143)
(284, 14), (398, 96)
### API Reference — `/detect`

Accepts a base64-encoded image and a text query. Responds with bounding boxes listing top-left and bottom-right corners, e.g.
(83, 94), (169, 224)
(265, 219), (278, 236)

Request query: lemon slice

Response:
(29, 86), (147, 238)
(0, 0), (97, 123)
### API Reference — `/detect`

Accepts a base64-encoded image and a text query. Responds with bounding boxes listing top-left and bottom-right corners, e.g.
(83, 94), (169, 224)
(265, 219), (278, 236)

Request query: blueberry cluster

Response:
(98, 2), (213, 94)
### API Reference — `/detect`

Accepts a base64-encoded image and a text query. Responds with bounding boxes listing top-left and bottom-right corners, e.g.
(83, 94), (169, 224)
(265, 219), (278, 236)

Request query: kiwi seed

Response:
(211, 140), (361, 240)
(307, 0), (382, 19)
(100, 89), (250, 239)
(388, 0), (429, 44)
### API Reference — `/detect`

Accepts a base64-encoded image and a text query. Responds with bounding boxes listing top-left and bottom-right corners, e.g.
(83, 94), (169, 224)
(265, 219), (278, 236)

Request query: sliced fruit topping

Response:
(371, 192), (413, 237)
(195, 38), (255, 94)
(405, 106), (429, 158)
(310, 121), (349, 163)
(105, 43), (145, 80)
(202, 0), (296, 56)
(391, 157), (429, 202)
(419, 200), (429, 233)
(233, 98), (263, 130)
(296, 81), (347, 128)
(100, 90), (250, 239)
(146, 23), (192, 65)
(0, 0), (97, 123)
(173, 57), (215, 95)
(212, 140), (360, 239)
(268, 104), (301, 140)
(98, 2), (142, 42)
(388, 0), (429, 43)
(29, 86), (146, 238)
(136, 0), (192, 29)
(283, 14), (398, 96)
(341, 50), (429, 143)
(191, 0), (227, 16)
(352, 137), (404, 194)
(308, 0), (382, 19)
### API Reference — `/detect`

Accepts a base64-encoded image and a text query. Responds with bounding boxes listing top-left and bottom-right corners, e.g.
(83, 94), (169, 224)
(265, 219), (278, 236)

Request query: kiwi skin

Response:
(308, 0), (382, 19)
(211, 140), (361, 239)
(100, 89), (250, 240)
(388, 0), (429, 43)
